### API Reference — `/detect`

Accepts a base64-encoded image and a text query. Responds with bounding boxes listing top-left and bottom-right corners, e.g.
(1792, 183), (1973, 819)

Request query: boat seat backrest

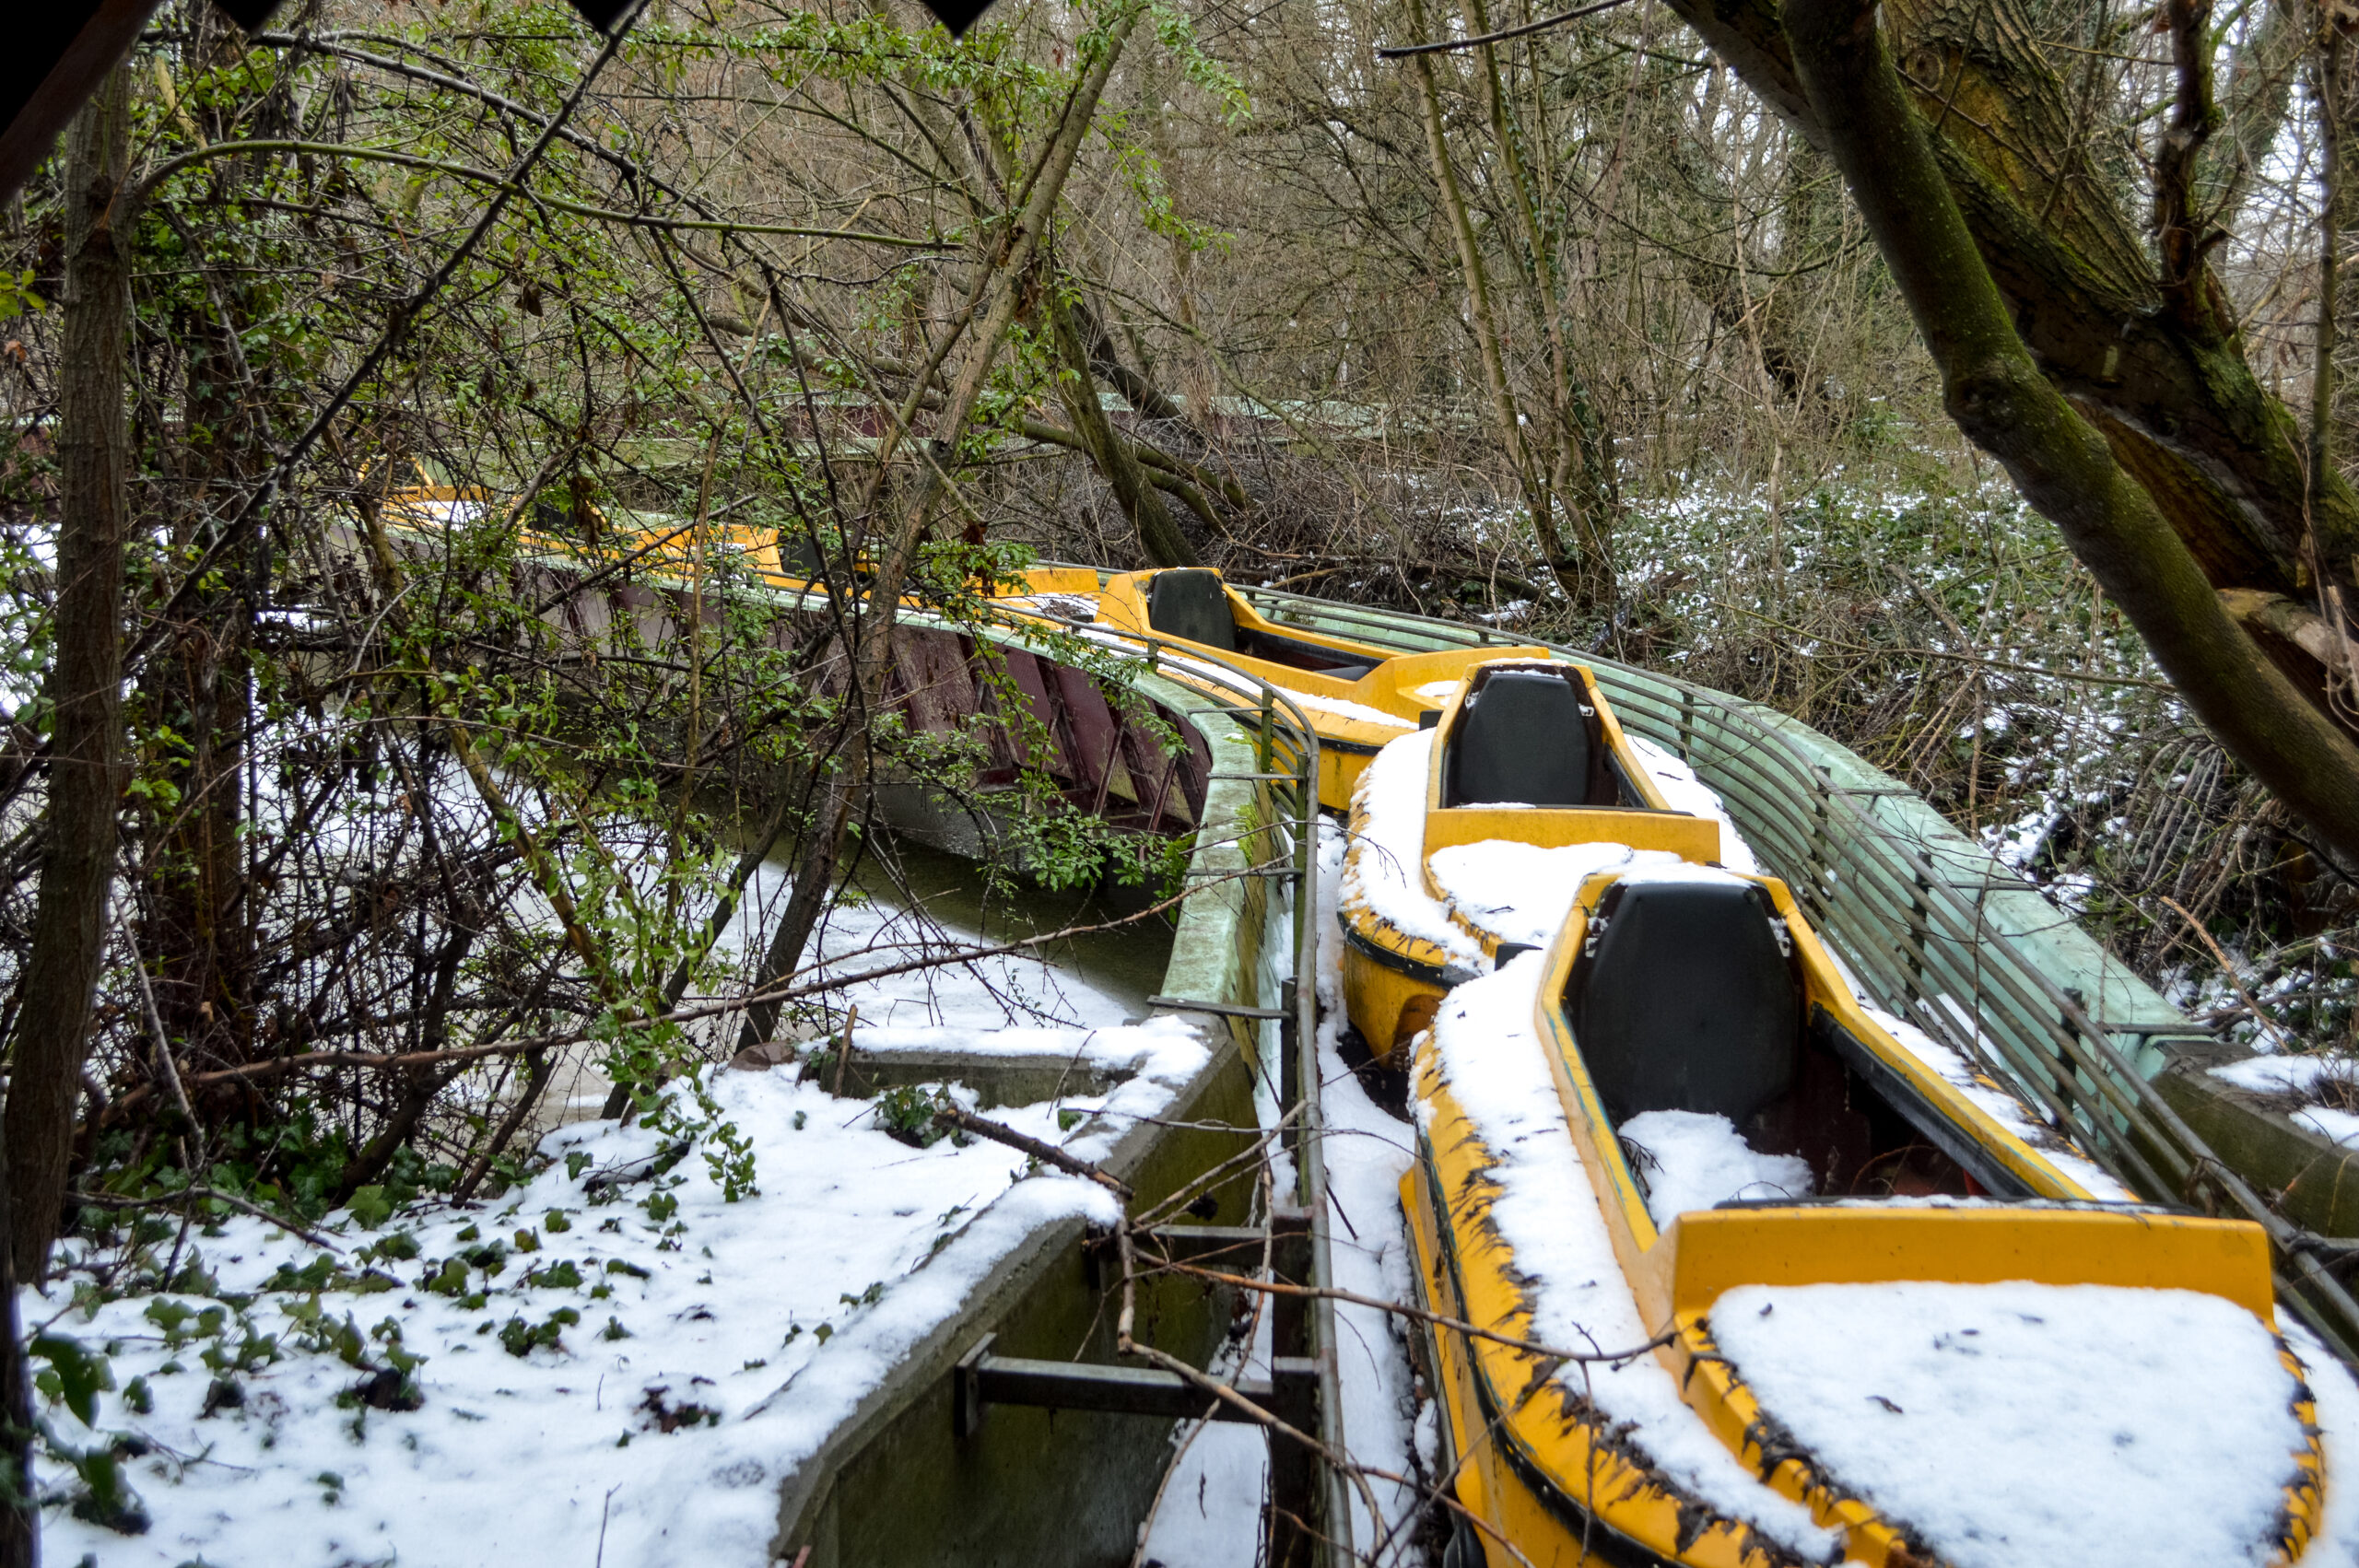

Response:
(1567, 880), (1801, 1129)
(1443, 670), (1604, 807)
(1146, 569), (1238, 652)
(782, 533), (827, 579)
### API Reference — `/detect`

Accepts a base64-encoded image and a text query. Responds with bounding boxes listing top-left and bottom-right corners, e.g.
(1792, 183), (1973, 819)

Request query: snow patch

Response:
(1426, 839), (1684, 950)
(2213, 1054), (2357, 1096)
(1341, 731), (1485, 965)
(1710, 1280), (2307, 1568)
(1620, 1109), (1814, 1224)
(1269, 684), (1414, 731)
(33, 1023), (1197, 1568)
(1626, 735), (1762, 874)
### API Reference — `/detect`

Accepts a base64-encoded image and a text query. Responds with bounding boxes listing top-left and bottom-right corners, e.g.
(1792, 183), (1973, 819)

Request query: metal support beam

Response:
(1265, 1354), (1324, 1568)
(1144, 996), (1289, 1020)
(952, 1334), (1282, 1438)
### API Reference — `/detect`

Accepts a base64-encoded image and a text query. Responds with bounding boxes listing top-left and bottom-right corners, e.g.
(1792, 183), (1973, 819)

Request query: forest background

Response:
(0, 0), (2351, 1477)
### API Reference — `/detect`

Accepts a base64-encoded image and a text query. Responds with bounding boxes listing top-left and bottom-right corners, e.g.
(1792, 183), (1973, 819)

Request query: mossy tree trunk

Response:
(7, 67), (133, 1281)
(1670, 0), (2359, 864)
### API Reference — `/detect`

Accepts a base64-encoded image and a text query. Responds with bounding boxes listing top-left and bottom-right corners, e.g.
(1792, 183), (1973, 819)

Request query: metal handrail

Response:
(1228, 581), (2359, 1363)
(1001, 605), (1354, 1565)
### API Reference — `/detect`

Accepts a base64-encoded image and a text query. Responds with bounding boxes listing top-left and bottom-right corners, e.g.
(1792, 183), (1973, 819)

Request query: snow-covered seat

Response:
(1566, 877), (1801, 1131)
(1442, 668), (1612, 808)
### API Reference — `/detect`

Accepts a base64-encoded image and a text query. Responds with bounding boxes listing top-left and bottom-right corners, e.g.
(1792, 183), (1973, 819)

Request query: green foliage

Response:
(0, 267), (45, 322)
(498, 1307), (581, 1358)
(31, 1334), (113, 1426)
(59, 1444), (147, 1536)
(873, 1084), (960, 1148)
(347, 1187), (393, 1231)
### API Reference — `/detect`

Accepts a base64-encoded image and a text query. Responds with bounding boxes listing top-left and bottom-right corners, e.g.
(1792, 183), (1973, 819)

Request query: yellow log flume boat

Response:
(1342, 659), (2350, 1568)
(365, 496), (1520, 812)
(1086, 568), (1549, 809)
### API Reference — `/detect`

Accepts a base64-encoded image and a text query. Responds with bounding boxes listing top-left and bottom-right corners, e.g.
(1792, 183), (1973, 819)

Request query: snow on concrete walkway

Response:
(31, 1006), (1202, 1567)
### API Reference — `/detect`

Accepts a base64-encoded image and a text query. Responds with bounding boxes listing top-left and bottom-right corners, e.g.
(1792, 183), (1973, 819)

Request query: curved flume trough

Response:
(383, 512), (2359, 1567)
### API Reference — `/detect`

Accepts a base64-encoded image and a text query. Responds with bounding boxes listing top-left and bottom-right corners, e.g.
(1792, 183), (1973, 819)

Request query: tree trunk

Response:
(1661, 0), (2359, 861)
(1047, 285), (1199, 567)
(141, 307), (256, 1091)
(1461, 0), (1620, 605)
(1777, 0), (2359, 863)
(1403, 0), (1603, 608)
(6, 66), (132, 1282)
(733, 10), (1144, 1041)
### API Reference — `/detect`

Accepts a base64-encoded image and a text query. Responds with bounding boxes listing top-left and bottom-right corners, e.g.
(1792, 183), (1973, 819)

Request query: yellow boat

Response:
(1404, 860), (2331, 1567)
(1339, 656), (1717, 1064)
(1090, 568), (1548, 808)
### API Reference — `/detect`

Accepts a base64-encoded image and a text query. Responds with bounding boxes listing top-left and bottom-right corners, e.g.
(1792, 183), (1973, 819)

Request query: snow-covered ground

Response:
(29, 926), (1194, 1566)
(546, 851), (1141, 1121)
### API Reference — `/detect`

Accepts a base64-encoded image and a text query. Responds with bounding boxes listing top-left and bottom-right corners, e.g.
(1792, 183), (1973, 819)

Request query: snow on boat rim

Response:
(1344, 724), (1772, 962)
(1424, 953), (1842, 1557)
(1708, 1279), (2312, 1568)
(1425, 838), (1686, 950)
(1862, 1002), (2133, 1200)
(1340, 729), (1487, 965)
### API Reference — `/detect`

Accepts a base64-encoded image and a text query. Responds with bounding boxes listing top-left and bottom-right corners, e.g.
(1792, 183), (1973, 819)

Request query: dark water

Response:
(841, 833), (1178, 1018)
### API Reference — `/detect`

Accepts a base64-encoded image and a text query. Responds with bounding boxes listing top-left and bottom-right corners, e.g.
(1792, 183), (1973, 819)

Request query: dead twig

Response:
(932, 1106), (1133, 1199)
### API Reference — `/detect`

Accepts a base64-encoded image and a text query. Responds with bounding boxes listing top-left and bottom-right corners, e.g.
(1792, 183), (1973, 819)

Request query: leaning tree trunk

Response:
(1661, 0), (2359, 865)
(7, 67), (133, 1282)
(1046, 285), (1198, 568)
(1776, 0), (2359, 862)
(723, 8), (1144, 1056)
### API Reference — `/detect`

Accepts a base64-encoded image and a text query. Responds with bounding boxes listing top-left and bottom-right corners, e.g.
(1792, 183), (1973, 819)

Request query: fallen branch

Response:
(73, 1188), (344, 1254)
(932, 1106), (1133, 1199)
(1144, 1256), (1674, 1367)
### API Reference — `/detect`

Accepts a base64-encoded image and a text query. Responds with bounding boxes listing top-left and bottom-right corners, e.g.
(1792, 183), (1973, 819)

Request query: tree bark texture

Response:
(1775, 0), (2359, 863)
(1668, 0), (2359, 598)
(1046, 285), (1199, 568)
(7, 68), (133, 1281)
(1659, 0), (2359, 860)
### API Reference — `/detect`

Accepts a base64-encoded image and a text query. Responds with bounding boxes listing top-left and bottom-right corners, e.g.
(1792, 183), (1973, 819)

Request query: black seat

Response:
(1566, 880), (1801, 1130)
(1146, 569), (1238, 652)
(781, 532), (827, 579)
(1442, 670), (1603, 806)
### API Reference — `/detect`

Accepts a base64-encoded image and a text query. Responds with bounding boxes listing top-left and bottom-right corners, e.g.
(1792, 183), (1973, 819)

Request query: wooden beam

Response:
(0, 0), (161, 204)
